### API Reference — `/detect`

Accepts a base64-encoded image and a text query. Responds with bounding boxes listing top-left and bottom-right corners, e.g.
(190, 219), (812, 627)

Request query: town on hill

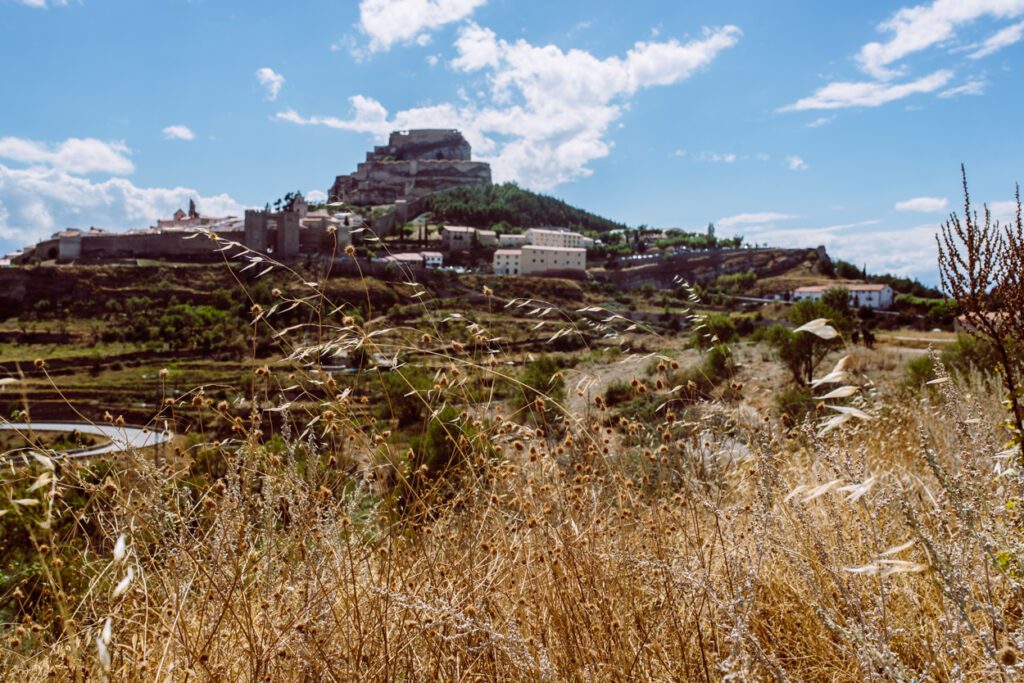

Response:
(1, 129), (934, 309)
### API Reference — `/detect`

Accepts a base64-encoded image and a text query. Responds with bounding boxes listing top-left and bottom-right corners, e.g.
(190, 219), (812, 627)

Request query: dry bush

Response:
(1, 233), (1023, 681)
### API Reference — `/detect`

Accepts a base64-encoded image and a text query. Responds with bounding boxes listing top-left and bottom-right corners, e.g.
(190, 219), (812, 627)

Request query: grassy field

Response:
(0, 263), (1020, 681)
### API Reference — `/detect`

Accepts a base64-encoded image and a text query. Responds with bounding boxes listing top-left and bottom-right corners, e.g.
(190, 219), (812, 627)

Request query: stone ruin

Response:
(328, 129), (491, 206)
(12, 193), (359, 265)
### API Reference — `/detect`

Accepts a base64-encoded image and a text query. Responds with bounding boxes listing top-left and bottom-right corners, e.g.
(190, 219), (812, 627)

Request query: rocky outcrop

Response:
(329, 130), (491, 206)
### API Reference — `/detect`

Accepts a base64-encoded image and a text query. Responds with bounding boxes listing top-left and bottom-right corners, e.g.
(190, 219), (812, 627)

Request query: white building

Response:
(422, 251), (443, 268)
(494, 244), (586, 276)
(499, 233), (528, 247)
(476, 229), (497, 247)
(441, 225), (497, 251)
(493, 249), (521, 275)
(524, 228), (593, 249)
(792, 283), (894, 310)
(383, 252), (425, 267)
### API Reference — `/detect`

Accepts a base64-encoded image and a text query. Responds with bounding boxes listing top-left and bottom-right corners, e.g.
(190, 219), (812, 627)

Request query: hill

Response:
(425, 182), (627, 233)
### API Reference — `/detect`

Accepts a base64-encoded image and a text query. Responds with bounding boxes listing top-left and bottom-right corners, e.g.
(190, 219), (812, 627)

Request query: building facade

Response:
(493, 249), (521, 275)
(441, 225), (497, 251)
(494, 244), (586, 276)
(498, 233), (527, 247)
(523, 228), (593, 249)
(792, 283), (895, 310)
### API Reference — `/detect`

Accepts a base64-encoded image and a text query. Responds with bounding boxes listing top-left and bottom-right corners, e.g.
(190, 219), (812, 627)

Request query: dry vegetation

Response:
(2, 203), (1024, 681)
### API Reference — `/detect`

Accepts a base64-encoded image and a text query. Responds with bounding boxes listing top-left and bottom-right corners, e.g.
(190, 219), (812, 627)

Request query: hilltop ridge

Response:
(425, 182), (627, 233)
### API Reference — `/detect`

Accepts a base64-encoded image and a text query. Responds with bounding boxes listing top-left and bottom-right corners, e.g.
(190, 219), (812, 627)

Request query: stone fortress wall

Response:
(10, 130), (490, 265)
(329, 130), (491, 206)
(16, 193), (349, 265)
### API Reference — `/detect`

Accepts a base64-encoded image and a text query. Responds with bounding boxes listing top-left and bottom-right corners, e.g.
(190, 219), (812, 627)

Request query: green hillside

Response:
(425, 182), (627, 233)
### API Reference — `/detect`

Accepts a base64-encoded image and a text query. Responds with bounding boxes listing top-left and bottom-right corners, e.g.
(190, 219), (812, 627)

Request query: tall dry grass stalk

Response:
(1, 234), (1022, 681)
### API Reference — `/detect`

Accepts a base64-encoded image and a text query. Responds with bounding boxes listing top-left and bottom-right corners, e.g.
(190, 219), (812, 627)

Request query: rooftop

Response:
(522, 244), (587, 253)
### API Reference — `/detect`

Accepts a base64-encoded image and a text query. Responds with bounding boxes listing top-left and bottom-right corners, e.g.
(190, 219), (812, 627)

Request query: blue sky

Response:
(2, 0), (1023, 284)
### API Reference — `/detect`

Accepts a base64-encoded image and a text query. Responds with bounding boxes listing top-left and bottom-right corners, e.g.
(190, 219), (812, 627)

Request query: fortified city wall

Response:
(329, 130), (491, 206)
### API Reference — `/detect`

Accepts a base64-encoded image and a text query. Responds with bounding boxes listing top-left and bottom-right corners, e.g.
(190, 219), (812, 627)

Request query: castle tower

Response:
(244, 210), (268, 253)
(277, 212), (300, 261)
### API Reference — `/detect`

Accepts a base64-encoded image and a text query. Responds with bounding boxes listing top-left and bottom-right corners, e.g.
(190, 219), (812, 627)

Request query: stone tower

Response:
(276, 212), (300, 260)
(244, 210), (268, 253)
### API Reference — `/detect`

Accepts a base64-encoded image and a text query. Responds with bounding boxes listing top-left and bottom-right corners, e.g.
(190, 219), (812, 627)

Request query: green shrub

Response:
(703, 344), (734, 383)
(903, 354), (936, 389)
(375, 367), (435, 428)
(940, 335), (1003, 377)
(513, 356), (566, 421)
(775, 386), (816, 423)
(604, 380), (632, 406)
(691, 313), (737, 349)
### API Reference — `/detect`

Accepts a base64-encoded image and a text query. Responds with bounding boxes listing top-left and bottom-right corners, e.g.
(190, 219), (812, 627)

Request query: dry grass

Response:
(1, 247), (1022, 681)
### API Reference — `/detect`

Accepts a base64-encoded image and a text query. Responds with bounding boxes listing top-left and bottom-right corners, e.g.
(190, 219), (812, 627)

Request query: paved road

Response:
(0, 421), (173, 461)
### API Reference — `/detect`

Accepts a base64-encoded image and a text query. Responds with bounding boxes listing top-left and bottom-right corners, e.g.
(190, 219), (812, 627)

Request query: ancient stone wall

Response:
(599, 248), (810, 290)
(75, 232), (239, 262)
(329, 130), (491, 206)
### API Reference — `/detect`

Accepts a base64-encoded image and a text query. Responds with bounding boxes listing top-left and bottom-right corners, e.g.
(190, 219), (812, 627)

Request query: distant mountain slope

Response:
(425, 182), (626, 233)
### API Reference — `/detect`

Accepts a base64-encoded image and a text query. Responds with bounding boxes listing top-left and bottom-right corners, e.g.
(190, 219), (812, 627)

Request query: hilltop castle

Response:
(328, 129), (491, 206)
(6, 129), (491, 266)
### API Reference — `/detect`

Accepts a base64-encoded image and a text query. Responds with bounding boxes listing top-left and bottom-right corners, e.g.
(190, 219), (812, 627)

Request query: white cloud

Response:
(0, 136), (245, 252)
(717, 212), (799, 228)
(988, 199), (1020, 224)
(806, 116), (834, 127)
(18, 0), (67, 7)
(696, 152), (738, 163)
(969, 20), (1024, 58)
(779, 69), (952, 111)
(305, 189), (328, 203)
(895, 196), (949, 212)
(786, 155), (808, 171)
(673, 149), (686, 157)
(358, 0), (488, 53)
(0, 164), (246, 248)
(280, 24), (741, 190)
(0, 137), (134, 175)
(858, 0), (1024, 79)
(938, 78), (987, 98)
(783, 3), (1024, 117)
(735, 220), (935, 280)
(162, 125), (195, 141)
(450, 22), (500, 70)
(256, 67), (285, 101)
